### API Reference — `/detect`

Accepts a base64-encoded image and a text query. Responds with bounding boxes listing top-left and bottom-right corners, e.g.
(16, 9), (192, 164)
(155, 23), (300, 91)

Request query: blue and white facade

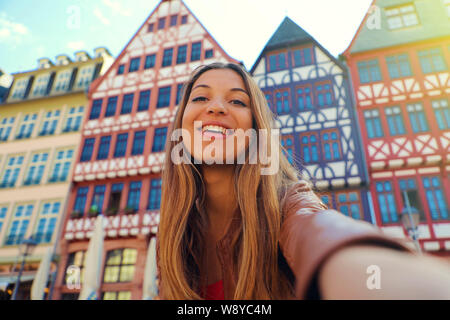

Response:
(251, 17), (371, 222)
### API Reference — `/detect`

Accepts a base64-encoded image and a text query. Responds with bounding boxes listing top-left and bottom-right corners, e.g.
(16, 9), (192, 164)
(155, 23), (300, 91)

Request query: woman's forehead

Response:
(193, 68), (246, 89)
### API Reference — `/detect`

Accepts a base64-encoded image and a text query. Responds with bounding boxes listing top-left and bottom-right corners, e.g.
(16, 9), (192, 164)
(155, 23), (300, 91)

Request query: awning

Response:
(0, 273), (36, 290)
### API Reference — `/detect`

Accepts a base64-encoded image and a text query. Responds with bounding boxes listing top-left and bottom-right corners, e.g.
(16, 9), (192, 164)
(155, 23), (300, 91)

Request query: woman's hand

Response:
(318, 244), (450, 299)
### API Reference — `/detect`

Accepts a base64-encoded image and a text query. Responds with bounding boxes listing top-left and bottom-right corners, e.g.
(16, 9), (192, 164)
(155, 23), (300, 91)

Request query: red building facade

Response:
(53, 0), (238, 300)
(344, 0), (450, 257)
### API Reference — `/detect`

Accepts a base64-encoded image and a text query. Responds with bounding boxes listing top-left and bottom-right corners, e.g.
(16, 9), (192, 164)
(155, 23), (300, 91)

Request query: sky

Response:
(0, 0), (373, 75)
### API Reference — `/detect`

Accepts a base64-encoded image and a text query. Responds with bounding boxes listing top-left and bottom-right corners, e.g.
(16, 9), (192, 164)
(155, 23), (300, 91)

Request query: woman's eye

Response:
(231, 100), (247, 107)
(192, 96), (207, 102)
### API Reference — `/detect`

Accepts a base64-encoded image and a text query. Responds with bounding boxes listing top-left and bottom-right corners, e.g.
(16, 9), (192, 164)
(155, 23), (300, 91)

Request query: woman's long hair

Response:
(158, 62), (321, 299)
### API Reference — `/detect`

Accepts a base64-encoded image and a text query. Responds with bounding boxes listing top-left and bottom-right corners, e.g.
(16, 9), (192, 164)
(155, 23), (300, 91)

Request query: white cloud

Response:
(93, 7), (111, 26)
(102, 0), (132, 17)
(0, 12), (29, 44)
(67, 40), (86, 51)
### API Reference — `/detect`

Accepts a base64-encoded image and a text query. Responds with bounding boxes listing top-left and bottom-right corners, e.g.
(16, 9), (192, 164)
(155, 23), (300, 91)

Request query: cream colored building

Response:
(0, 48), (113, 299)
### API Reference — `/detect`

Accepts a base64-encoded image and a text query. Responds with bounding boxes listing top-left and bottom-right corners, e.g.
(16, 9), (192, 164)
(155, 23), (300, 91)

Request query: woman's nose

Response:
(206, 99), (227, 115)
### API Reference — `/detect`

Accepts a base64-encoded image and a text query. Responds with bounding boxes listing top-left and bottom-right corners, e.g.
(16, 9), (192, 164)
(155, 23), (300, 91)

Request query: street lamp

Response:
(11, 236), (37, 300)
(400, 191), (422, 254)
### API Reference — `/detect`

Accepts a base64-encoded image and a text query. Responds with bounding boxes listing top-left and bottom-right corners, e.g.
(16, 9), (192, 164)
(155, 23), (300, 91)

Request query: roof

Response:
(265, 17), (313, 51)
(345, 0), (450, 55)
(250, 16), (345, 74)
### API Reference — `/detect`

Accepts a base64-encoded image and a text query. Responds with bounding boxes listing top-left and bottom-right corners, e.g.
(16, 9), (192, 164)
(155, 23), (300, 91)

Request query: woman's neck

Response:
(201, 164), (238, 240)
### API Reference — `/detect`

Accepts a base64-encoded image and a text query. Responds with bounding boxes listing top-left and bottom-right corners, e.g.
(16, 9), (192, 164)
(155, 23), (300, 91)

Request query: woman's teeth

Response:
(202, 125), (227, 135)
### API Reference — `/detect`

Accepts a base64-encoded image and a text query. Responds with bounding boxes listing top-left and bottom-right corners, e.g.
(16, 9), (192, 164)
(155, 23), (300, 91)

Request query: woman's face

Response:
(181, 68), (253, 164)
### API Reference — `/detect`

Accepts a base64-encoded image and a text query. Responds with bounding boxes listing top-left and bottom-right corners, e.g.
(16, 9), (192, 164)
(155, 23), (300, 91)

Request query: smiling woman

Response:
(156, 62), (450, 300)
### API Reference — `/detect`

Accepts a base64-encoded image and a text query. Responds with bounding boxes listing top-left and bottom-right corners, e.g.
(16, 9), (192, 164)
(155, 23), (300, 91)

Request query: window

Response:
(191, 42), (202, 61)
(162, 48), (173, 67)
(4, 204), (33, 246)
(176, 45), (187, 64)
(11, 78), (29, 99)
(432, 98), (450, 130)
(147, 178), (162, 210)
(337, 192), (361, 220)
(0, 155), (24, 188)
(322, 130), (341, 161)
(97, 136), (111, 160)
(114, 133), (128, 158)
(364, 109), (384, 138)
(105, 96), (118, 117)
(0, 206), (7, 234)
(300, 134), (319, 163)
(89, 99), (103, 120)
(281, 135), (294, 164)
(49, 149), (74, 183)
(386, 54), (413, 79)
(157, 86), (171, 108)
(158, 17), (165, 30)
(131, 130), (146, 155)
(126, 181), (141, 212)
(34, 201), (60, 244)
(147, 23), (154, 32)
(264, 92), (273, 112)
(423, 176), (449, 220)
(62, 106), (84, 132)
(128, 58), (140, 73)
(90, 185), (106, 215)
(31, 74), (50, 97)
(315, 82), (333, 107)
(296, 85), (313, 110)
(75, 66), (94, 90)
(357, 59), (382, 83)
(53, 70), (71, 93)
(103, 248), (137, 283)
(0, 117), (15, 142)
(176, 84), (184, 105)
(170, 15), (178, 26)
(24, 152), (48, 185)
(102, 291), (131, 300)
(120, 93), (134, 114)
(107, 183), (123, 215)
(399, 178), (426, 222)
(376, 181), (399, 224)
(385, 106), (406, 136)
(293, 47), (313, 67)
(205, 49), (214, 59)
(80, 138), (95, 162)
(418, 48), (447, 73)
(181, 15), (188, 24)
(73, 187), (89, 215)
(268, 52), (288, 72)
(138, 90), (150, 112)
(386, 4), (419, 30)
(64, 251), (86, 285)
(39, 110), (60, 136)
(16, 113), (37, 139)
(274, 89), (291, 114)
(144, 54), (156, 69)
(117, 64), (125, 75)
(152, 127), (168, 153)
(407, 103), (429, 133)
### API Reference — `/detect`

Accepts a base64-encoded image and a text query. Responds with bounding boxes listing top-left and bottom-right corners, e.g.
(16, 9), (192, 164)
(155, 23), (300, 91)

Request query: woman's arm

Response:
(318, 244), (450, 299)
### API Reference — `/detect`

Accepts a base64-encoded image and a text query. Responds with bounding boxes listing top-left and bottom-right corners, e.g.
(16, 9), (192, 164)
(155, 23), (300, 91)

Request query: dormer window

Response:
(386, 3), (419, 30)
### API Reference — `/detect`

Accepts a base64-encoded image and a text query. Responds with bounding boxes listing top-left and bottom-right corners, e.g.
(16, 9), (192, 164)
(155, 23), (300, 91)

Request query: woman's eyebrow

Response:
(230, 88), (249, 96)
(192, 84), (249, 96)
